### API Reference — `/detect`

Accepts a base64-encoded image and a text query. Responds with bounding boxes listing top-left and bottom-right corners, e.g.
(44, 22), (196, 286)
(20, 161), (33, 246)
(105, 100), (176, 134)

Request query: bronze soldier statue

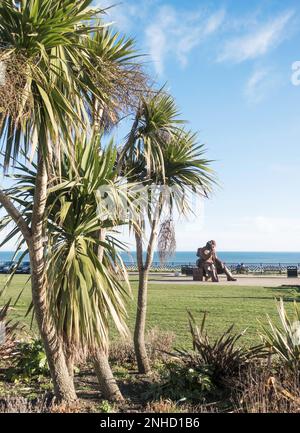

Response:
(197, 240), (237, 282)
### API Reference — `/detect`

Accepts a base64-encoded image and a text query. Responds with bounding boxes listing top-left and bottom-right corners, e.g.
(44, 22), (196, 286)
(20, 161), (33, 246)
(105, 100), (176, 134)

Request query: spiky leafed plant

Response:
(46, 135), (133, 401)
(122, 95), (216, 373)
(46, 137), (130, 350)
(0, 0), (144, 402)
(186, 312), (265, 384)
(260, 299), (300, 377)
(0, 133), (136, 401)
(157, 312), (266, 402)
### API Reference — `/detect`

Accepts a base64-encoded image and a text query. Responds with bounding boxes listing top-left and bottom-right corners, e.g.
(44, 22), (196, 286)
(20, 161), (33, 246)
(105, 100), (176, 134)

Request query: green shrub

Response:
(7, 339), (49, 381)
(98, 400), (114, 413)
(157, 362), (215, 401)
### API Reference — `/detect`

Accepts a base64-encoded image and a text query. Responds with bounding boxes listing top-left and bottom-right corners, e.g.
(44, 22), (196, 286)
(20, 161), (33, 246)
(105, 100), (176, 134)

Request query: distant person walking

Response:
(197, 240), (237, 282)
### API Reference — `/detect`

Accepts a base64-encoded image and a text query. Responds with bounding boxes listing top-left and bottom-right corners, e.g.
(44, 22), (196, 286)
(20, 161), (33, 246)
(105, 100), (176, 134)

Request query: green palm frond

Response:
(121, 92), (216, 260)
(260, 299), (300, 374)
(120, 92), (184, 176)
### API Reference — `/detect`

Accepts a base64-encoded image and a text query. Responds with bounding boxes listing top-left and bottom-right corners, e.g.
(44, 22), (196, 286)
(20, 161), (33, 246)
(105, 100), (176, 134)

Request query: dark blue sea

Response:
(1, 251), (300, 265)
(119, 251), (300, 265)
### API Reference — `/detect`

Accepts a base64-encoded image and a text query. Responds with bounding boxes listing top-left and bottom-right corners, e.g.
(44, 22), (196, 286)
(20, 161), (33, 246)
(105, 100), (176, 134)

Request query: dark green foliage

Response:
(156, 362), (215, 402)
(186, 312), (266, 385)
(6, 339), (49, 381)
(149, 312), (266, 403)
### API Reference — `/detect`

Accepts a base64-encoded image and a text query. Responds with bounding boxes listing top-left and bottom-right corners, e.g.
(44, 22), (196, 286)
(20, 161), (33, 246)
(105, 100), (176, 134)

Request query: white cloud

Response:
(269, 162), (300, 176)
(203, 216), (300, 252)
(145, 25), (167, 76)
(145, 5), (176, 75)
(252, 216), (300, 234)
(94, 3), (296, 76)
(244, 68), (277, 104)
(204, 9), (226, 36)
(218, 10), (294, 63)
(145, 5), (225, 75)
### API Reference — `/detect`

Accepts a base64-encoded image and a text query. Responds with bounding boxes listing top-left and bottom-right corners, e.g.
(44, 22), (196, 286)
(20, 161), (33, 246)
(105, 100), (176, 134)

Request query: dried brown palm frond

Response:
(63, 341), (89, 369)
(91, 60), (150, 131)
(107, 62), (149, 112)
(233, 364), (300, 413)
(157, 218), (176, 264)
(0, 50), (33, 127)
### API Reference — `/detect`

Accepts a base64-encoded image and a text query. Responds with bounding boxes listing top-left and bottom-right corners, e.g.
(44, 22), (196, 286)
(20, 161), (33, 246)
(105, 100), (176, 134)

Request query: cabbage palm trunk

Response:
(92, 228), (124, 401)
(0, 148), (77, 402)
(27, 150), (77, 402)
(93, 349), (123, 402)
(134, 266), (150, 374)
(134, 213), (160, 374)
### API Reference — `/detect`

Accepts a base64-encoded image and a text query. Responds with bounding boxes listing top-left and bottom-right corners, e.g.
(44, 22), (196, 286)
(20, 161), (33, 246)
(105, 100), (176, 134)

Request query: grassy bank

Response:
(1, 275), (299, 347)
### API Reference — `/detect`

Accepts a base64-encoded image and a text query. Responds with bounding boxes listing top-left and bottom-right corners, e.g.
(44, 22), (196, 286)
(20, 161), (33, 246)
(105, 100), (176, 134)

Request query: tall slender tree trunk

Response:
(93, 349), (124, 402)
(29, 149), (77, 403)
(92, 228), (124, 401)
(0, 148), (77, 402)
(133, 210), (160, 374)
(134, 262), (151, 374)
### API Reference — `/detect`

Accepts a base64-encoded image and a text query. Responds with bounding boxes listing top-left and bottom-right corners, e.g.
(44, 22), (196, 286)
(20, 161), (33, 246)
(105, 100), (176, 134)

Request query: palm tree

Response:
(46, 135), (132, 401)
(0, 133), (134, 400)
(122, 95), (216, 373)
(0, 0), (143, 402)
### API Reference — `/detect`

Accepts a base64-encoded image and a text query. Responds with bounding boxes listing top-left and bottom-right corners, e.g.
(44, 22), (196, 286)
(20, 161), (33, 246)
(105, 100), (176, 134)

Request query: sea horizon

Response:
(120, 250), (300, 264)
(1, 250), (300, 264)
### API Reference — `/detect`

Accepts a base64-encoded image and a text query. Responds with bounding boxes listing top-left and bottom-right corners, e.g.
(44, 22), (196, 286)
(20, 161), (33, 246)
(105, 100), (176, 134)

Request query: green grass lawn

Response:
(1, 274), (299, 348)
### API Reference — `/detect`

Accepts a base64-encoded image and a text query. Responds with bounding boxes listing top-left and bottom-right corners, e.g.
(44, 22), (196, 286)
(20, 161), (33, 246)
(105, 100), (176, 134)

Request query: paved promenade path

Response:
(141, 273), (300, 287)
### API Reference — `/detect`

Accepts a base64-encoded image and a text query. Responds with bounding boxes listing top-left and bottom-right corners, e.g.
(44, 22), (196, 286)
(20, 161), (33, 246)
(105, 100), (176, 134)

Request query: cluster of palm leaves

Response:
(46, 137), (132, 354)
(260, 299), (300, 376)
(123, 94), (214, 218)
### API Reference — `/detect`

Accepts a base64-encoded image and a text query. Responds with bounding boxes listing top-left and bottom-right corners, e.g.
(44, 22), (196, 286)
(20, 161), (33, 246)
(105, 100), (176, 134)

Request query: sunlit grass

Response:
(1, 275), (299, 347)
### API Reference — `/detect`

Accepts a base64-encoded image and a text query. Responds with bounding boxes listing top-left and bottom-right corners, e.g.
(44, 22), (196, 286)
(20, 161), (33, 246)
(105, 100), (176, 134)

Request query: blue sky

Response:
(95, 0), (300, 252)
